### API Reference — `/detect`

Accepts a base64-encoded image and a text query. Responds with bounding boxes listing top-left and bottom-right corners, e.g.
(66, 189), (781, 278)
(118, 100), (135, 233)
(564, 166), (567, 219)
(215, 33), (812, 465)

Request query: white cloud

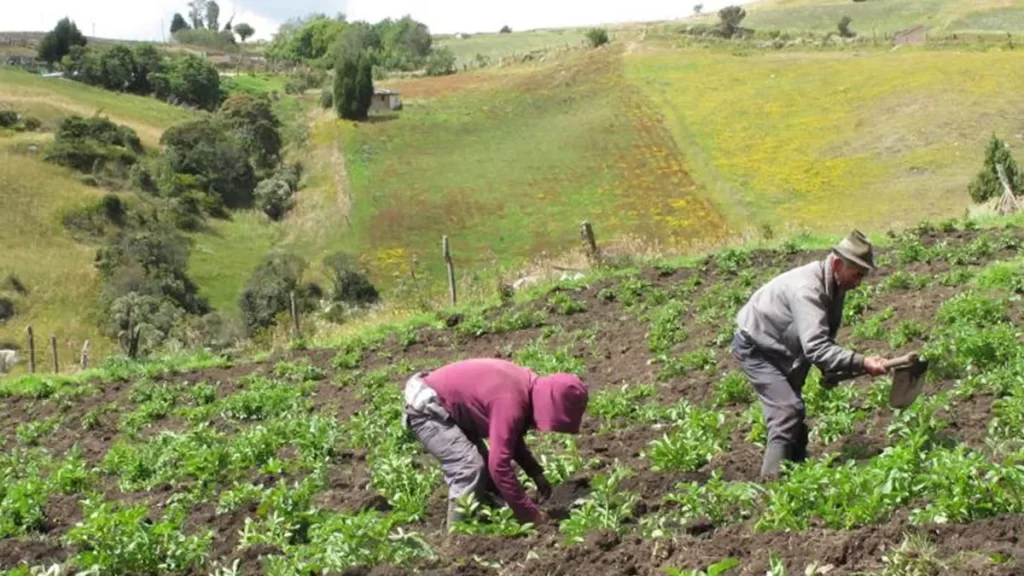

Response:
(2, 0), (751, 42)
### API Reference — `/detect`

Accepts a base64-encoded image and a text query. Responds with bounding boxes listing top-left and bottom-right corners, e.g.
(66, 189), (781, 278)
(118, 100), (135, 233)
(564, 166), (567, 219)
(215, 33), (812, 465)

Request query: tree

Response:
(188, 0), (208, 30)
(838, 16), (856, 38)
(693, 4), (704, 15)
(356, 52), (374, 114)
(334, 21), (381, 61)
(37, 17), (87, 64)
(375, 16), (432, 70)
(500, 25), (512, 34)
(130, 43), (165, 95)
(333, 53), (370, 121)
(969, 135), (1024, 204)
(160, 117), (257, 209)
(170, 13), (191, 34)
(718, 5), (747, 38)
(219, 93), (282, 171)
(151, 54), (221, 111)
(206, 1), (220, 31)
(234, 23), (254, 43)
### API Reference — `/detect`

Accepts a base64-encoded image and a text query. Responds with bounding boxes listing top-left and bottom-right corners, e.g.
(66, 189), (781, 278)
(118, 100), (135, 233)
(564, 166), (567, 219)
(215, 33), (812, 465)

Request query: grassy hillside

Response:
(738, 0), (1024, 34)
(626, 45), (1024, 234)
(330, 47), (729, 282)
(0, 150), (111, 361)
(0, 69), (192, 147)
(0, 69), (195, 363)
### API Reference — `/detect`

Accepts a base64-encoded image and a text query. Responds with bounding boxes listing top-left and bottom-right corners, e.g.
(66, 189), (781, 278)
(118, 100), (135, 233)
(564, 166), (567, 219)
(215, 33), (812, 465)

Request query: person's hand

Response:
(534, 475), (552, 501)
(532, 510), (550, 526)
(863, 356), (889, 377)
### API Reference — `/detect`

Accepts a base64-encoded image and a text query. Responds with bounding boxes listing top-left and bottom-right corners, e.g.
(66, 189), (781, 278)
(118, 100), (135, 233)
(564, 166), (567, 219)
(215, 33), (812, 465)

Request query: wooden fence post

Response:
(289, 291), (301, 339)
(443, 235), (457, 306)
(580, 221), (599, 263)
(80, 341), (90, 370)
(26, 326), (35, 374)
(50, 335), (58, 373)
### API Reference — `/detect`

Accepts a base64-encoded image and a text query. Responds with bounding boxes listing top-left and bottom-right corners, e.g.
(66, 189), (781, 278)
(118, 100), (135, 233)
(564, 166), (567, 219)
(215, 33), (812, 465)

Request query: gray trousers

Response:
(731, 331), (810, 478)
(403, 376), (498, 527)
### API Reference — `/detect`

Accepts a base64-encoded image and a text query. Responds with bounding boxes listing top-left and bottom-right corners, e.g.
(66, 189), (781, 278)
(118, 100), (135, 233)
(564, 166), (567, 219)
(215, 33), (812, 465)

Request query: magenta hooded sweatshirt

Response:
(422, 358), (588, 522)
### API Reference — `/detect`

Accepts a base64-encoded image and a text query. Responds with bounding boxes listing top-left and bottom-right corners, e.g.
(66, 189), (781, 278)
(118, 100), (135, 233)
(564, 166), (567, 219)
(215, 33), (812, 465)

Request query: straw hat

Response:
(832, 229), (875, 271)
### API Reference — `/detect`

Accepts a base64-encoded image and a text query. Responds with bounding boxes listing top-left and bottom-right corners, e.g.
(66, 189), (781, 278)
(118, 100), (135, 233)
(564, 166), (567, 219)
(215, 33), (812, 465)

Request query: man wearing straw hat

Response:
(731, 230), (890, 478)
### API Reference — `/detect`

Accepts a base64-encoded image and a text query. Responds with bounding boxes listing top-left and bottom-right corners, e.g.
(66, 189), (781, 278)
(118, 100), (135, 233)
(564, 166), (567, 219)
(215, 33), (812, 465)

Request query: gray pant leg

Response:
(732, 332), (808, 477)
(406, 410), (485, 525)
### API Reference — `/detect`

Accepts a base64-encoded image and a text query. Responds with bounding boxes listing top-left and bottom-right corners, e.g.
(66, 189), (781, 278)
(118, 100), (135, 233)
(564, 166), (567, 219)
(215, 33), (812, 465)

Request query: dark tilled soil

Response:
(3, 226), (1024, 574)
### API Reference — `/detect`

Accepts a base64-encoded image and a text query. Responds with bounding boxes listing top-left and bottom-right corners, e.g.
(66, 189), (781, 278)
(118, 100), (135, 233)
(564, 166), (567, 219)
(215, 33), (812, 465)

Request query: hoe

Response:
(824, 352), (929, 409)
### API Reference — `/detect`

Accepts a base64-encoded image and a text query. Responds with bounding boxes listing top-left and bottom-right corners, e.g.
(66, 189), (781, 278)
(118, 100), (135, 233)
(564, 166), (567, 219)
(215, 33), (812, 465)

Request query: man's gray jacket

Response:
(735, 253), (864, 378)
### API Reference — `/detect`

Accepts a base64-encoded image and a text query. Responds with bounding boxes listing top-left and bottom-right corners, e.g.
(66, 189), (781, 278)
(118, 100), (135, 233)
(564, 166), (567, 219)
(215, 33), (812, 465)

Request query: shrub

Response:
(319, 88), (334, 109)
(20, 116), (42, 131)
(218, 93), (282, 171)
(968, 135), (1024, 204)
(254, 177), (294, 220)
(45, 116), (143, 184)
(63, 194), (128, 239)
(323, 252), (379, 306)
(0, 111), (18, 128)
(95, 226), (209, 316)
(159, 117), (256, 209)
(150, 54), (222, 111)
(585, 28), (610, 48)
(0, 297), (14, 323)
(109, 292), (185, 358)
(425, 47), (457, 76)
(718, 5), (748, 38)
(838, 16), (856, 38)
(239, 253), (322, 335)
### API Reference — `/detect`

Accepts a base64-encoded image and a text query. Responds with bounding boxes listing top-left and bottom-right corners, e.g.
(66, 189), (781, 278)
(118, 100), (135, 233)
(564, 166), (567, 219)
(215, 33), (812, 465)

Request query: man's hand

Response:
(532, 510), (550, 526)
(534, 475), (552, 502)
(863, 356), (889, 376)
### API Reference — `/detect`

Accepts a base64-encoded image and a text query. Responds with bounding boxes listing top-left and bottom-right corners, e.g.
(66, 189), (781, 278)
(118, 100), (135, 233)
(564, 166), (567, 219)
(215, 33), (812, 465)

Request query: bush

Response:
(969, 135), (1024, 204)
(0, 297), (14, 323)
(159, 117), (256, 209)
(838, 16), (856, 38)
(323, 252), (379, 306)
(62, 195), (127, 239)
(44, 116), (143, 183)
(239, 253), (322, 335)
(129, 163), (157, 193)
(254, 177), (294, 220)
(585, 28), (610, 48)
(21, 117), (42, 131)
(319, 88), (334, 109)
(151, 54), (221, 111)
(218, 93), (282, 171)
(0, 111), (18, 128)
(718, 5), (748, 38)
(109, 292), (185, 358)
(425, 47), (457, 76)
(96, 226), (210, 315)
(284, 68), (327, 95)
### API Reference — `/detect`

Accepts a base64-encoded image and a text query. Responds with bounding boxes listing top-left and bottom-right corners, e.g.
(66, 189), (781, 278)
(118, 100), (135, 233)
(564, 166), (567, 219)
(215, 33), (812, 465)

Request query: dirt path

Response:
(282, 107), (353, 246)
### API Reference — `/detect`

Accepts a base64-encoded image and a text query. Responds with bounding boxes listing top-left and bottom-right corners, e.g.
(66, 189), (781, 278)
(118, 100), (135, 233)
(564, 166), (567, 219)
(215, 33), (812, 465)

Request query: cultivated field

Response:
(4, 220), (1024, 574)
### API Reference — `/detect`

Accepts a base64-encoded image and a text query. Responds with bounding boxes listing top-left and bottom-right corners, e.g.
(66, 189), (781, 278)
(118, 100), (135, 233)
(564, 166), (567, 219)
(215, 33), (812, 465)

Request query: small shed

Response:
(370, 89), (402, 112)
(893, 26), (928, 46)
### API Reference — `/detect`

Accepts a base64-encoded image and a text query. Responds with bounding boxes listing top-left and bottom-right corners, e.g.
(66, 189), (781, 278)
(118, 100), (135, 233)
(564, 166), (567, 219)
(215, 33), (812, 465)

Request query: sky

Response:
(2, 0), (755, 42)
